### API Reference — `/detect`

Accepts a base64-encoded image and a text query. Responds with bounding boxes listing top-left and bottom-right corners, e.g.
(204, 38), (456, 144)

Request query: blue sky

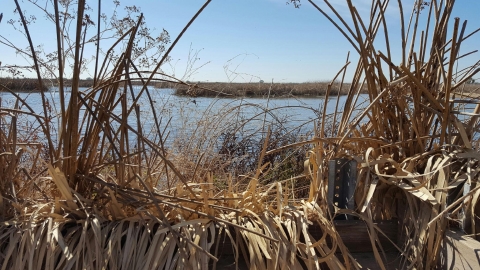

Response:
(1, 0), (479, 83)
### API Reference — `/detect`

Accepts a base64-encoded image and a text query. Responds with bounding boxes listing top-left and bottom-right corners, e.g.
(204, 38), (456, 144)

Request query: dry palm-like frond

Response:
(1, 0), (480, 269)
(2, 0), (342, 268)
(302, 0), (480, 268)
(0, 163), (355, 270)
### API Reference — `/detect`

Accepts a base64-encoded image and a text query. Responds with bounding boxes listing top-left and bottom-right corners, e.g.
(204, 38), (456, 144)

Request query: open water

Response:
(0, 87), (369, 145)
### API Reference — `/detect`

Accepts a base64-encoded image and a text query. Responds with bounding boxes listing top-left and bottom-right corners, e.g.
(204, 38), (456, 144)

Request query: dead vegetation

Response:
(173, 81), (357, 97)
(0, 78), (49, 92)
(1, 0), (480, 269)
(173, 81), (478, 98)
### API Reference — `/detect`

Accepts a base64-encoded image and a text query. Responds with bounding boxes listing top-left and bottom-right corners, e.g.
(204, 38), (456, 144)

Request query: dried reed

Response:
(1, 0), (479, 269)
(174, 81), (359, 97)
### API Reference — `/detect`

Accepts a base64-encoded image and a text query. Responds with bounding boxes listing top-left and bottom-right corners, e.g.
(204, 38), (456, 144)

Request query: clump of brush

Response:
(1, 0), (479, 269)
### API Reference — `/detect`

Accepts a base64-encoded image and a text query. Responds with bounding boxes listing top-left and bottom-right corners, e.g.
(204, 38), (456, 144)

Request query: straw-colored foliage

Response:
(174, 81), (358, 97)
(1, 0), (480, 269)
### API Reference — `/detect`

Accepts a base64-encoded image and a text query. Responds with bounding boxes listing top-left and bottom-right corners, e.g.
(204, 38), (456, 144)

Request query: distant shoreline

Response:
(0, 78), (359, 97)
(0, 78), (176, 92)
(0, 78), (49, 92)
(173, 82), (364, 97)
(172, 81), (479, 98)
(0, 78), (97, 92)
(2, 78), (478, 98)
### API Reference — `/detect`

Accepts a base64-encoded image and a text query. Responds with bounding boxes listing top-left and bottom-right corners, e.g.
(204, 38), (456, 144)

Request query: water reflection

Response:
(0, 87), (363, 147)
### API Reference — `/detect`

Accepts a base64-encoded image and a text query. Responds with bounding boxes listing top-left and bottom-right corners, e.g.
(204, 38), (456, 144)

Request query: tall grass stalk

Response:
(0, 0), (479, 269)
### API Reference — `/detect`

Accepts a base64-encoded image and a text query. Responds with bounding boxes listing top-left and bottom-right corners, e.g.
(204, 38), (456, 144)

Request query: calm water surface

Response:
(0, 87), (370, 145)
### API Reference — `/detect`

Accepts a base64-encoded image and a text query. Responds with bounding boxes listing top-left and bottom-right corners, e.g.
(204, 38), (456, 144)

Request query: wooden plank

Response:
(214, 219), (399, 257)
(212, 224), (480, 268)
(440, 229), (480, 269)
(310, 220), (398, 253)
(350, 252), (402, 269)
